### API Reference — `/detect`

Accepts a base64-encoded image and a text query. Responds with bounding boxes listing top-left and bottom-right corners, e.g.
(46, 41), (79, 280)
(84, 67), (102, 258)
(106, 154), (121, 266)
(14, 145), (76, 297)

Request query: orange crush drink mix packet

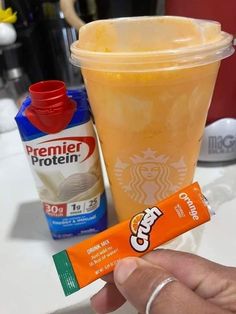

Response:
(53, 182), (214, 296)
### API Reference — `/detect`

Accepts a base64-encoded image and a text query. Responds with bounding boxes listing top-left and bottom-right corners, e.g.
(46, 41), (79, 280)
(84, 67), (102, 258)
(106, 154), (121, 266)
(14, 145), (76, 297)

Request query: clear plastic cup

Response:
(70, 16), (234, 221)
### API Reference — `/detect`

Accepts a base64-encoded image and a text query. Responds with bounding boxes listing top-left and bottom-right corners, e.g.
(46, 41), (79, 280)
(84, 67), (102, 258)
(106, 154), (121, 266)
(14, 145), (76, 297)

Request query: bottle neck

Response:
(26, 80), (76, 134)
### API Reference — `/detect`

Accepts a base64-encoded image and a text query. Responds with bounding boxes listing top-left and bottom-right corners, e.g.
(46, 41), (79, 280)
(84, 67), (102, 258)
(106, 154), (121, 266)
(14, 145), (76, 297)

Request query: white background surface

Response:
(1, 129), (236, 314)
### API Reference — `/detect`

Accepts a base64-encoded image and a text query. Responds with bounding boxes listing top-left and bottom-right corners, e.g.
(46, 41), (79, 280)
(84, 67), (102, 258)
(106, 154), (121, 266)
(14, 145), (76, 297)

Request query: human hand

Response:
(91, 249), (236, 314)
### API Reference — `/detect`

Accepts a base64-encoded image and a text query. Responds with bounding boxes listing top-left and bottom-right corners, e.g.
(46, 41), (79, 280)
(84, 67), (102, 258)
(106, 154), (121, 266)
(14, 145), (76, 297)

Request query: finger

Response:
(90, 282), (126, 314)
(143, 249), (236, 311)
(113, 257), (226, 314)
(143, 249), (229, 291)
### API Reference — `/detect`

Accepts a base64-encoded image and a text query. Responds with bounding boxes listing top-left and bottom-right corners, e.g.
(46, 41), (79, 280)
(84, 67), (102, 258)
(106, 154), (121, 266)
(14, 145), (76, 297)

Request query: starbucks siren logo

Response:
(114, 148), (187, 205)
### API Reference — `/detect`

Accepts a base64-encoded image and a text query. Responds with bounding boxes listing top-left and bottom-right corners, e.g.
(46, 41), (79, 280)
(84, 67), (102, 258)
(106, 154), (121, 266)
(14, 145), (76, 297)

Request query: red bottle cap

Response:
(25, 80), (76, 133)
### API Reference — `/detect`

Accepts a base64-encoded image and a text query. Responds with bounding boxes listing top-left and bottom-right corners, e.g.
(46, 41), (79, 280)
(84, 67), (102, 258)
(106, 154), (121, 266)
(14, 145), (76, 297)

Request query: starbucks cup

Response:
(70, 16), (234, 221)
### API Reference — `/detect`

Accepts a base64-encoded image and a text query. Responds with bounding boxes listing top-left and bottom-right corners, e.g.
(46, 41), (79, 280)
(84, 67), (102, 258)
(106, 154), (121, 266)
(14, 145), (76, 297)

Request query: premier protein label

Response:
(21, 120), (107, 239)
(24, 122), (97, 172)
(26, 136), (95, 167)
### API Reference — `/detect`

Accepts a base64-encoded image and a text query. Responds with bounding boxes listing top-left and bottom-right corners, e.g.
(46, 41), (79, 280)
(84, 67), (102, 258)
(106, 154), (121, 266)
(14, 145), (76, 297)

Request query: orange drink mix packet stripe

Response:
(53, 182), (214, 296)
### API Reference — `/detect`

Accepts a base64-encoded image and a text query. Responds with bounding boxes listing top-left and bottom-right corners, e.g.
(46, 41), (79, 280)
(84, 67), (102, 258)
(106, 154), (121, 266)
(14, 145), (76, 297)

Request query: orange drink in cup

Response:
(71, 16), (234, 221)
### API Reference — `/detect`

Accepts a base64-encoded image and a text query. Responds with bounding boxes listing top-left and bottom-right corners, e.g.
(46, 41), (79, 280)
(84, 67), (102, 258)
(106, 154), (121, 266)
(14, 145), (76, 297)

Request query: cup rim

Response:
(70, 16), (234, 71)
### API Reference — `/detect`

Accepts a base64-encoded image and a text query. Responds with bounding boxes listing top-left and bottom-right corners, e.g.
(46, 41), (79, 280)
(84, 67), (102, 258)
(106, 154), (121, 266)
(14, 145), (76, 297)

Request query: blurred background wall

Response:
(2, 0), (164, 89)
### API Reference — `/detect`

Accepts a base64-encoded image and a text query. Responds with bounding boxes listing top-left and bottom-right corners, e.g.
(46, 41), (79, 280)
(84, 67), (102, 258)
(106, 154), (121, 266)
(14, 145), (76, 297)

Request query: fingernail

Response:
(115, 258), (137, 285)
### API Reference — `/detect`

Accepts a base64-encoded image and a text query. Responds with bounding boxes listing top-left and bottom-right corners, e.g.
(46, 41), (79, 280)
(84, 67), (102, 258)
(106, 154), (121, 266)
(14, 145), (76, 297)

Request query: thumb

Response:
(113, 257), (226, 314)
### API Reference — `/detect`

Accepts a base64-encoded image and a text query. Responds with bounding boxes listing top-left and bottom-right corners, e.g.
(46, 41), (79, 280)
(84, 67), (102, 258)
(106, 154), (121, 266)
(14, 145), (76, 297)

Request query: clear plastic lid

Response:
(71, 16), (234, 72)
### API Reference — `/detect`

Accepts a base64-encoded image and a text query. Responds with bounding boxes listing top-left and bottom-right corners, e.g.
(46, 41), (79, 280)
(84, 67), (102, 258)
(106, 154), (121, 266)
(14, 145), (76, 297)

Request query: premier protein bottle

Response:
(15, 81), (107, 239)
